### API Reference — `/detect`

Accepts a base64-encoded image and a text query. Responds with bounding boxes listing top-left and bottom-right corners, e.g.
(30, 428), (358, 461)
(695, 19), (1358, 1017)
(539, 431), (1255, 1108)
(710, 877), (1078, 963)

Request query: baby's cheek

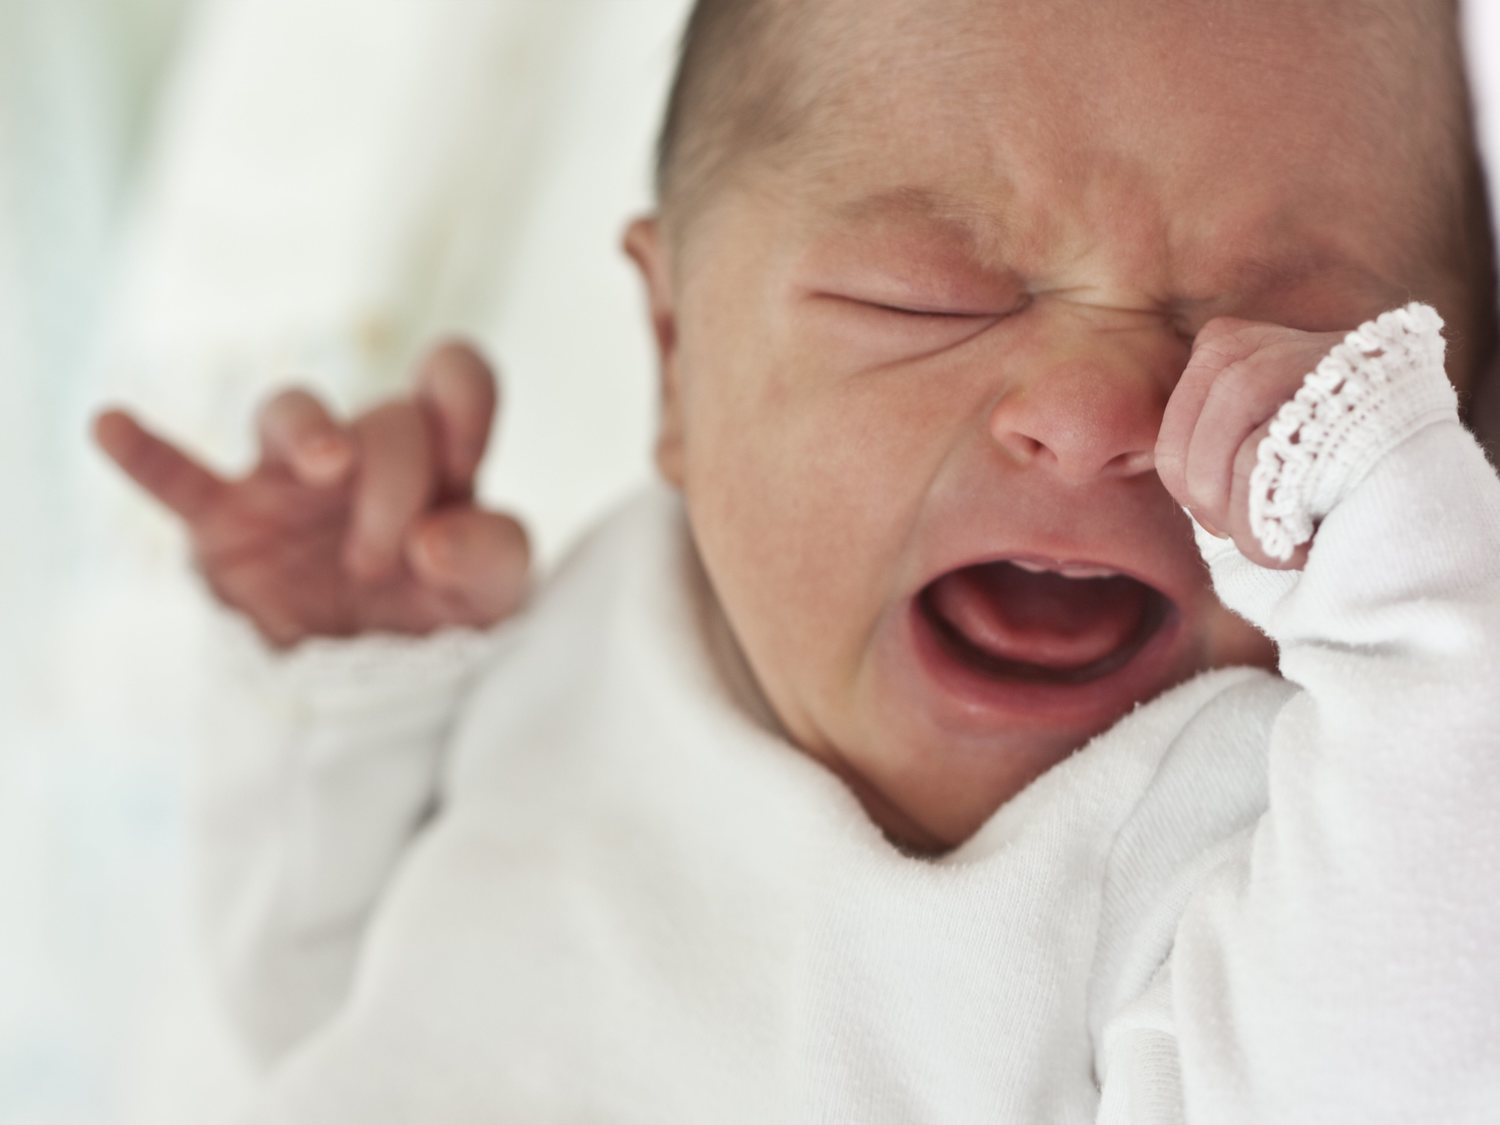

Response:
(685, 380), (931, 689)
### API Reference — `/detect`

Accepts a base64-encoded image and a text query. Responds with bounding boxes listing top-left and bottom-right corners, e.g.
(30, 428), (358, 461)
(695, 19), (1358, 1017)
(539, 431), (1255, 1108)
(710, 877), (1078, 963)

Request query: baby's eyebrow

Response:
(824, 190), (1398, 308)
(825, 186), (1018, 262)
(1176, 248), (1397, 308)
(835, 187), (969, 220)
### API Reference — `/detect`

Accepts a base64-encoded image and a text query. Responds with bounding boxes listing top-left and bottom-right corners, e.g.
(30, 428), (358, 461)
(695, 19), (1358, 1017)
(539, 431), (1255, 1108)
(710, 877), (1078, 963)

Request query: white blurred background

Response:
(8, 2), (1500, 1123)
(0, 1), (689, 1120)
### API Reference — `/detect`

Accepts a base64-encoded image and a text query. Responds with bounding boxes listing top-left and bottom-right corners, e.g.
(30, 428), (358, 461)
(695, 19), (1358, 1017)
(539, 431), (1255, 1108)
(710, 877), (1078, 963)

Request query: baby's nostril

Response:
(997, 432), (1048, 465)
(1106, 448), (1156, 477)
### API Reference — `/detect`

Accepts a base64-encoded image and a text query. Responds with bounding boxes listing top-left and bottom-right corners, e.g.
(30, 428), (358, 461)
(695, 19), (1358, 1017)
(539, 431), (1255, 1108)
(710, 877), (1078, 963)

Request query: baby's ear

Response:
(624, 216), (676, 363)
(623, 216), (686, 488)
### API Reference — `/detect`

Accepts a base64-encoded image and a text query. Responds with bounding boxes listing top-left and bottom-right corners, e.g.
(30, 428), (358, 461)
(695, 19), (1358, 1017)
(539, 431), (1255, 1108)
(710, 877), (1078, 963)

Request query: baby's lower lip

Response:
(897, 586), (1184, 731)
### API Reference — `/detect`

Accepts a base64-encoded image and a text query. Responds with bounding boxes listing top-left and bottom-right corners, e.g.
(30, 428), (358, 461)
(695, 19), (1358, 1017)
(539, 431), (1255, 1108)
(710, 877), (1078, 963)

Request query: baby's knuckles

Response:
(1164, 317), (1349, 557)
(193, 362), (517, 647)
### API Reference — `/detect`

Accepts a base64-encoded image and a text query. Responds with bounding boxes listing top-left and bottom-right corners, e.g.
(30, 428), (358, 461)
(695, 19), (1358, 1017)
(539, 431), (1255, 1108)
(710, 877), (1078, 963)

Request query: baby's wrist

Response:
(203, 589), (508, 716)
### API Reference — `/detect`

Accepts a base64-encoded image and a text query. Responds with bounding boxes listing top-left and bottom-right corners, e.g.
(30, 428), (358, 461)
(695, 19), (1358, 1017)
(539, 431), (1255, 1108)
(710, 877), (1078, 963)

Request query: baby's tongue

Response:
(927, 563), (1148, 671)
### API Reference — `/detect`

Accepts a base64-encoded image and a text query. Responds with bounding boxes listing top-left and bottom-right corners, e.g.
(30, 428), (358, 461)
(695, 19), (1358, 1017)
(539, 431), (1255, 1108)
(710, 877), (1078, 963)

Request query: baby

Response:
(95, 0), (1500, 1120)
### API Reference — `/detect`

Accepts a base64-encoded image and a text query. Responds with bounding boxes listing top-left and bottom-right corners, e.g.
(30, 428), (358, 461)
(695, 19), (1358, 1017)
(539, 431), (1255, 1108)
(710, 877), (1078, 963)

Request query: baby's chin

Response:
(841, 560), (1262, 846)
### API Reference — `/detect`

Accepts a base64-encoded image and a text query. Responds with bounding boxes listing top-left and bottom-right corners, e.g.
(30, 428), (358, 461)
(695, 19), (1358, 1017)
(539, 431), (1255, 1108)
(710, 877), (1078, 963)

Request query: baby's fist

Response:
(1156, 318), (1348, 569)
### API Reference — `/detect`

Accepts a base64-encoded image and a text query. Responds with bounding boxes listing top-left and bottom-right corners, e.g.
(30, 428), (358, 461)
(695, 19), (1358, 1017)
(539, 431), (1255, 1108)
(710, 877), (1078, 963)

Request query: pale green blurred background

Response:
(0, 1), (689, 1120)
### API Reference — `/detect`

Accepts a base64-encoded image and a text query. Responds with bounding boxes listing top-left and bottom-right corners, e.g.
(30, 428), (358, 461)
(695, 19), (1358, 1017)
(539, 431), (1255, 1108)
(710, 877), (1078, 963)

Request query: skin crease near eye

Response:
(793, 217), (1039, 364)
(631, 0), (1486, 853)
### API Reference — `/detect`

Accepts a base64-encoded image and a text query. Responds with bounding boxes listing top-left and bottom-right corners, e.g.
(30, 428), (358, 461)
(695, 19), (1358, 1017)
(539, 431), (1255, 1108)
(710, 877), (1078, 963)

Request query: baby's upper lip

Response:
(906, 475), (1206, 621)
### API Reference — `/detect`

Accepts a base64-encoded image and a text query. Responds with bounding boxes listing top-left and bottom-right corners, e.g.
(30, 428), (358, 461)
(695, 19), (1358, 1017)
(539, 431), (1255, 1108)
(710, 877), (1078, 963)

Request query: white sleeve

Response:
(1098, 305), (1500, 1123)
(193, 605), (507, 1068)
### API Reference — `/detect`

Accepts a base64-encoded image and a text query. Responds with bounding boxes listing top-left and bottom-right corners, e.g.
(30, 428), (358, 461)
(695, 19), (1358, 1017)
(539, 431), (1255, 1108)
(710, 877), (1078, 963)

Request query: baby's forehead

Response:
(763, 3), (1462, 244)
(670, 1), (1475, 305)
(775, 0), (1463, 165)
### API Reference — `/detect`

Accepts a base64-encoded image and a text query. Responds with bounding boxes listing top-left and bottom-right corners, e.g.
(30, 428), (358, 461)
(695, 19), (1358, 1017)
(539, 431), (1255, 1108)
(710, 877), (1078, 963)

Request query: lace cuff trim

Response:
(1249, 303), (1456, 561)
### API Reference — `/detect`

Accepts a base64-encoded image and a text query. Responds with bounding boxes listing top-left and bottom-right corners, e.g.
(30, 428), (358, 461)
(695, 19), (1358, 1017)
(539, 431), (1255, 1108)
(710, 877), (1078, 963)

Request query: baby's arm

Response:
(1102, 306), (1500, 1122)
(196, 618), (505, 1066)
(94, 342), (529, 1065)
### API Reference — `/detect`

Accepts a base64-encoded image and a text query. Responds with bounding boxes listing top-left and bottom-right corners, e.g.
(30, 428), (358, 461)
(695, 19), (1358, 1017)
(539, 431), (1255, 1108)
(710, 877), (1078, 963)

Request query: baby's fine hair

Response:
(655, 0), (796, 218)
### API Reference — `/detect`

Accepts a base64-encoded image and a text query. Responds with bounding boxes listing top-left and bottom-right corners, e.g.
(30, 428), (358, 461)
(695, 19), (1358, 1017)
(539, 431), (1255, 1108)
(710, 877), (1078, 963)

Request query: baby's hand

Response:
(93, 341), (530, 649)
(1156, 318), (1349, 570)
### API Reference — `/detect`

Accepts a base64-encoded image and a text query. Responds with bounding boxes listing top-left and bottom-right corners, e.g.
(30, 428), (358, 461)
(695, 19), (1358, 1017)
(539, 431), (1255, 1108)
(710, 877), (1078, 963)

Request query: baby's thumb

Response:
(407, 507), (531, 624)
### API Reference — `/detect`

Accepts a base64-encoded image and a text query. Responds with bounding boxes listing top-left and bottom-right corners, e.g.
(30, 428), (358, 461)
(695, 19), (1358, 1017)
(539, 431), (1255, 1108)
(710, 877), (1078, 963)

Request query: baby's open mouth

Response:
(917, 559), (1172, 685)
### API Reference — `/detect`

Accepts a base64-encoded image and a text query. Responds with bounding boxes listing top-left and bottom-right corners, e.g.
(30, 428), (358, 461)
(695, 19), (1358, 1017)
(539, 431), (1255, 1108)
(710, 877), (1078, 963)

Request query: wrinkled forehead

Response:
(749, 0), (1459, 291)
(795, 0), (1432, 121)
(790, 0), (1432, 198)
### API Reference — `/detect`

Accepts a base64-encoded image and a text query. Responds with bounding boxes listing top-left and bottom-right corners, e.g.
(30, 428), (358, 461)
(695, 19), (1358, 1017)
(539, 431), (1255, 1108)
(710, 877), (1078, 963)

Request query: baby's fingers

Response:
(257, 387), (352, 486)
(406, 507), (530, 624)
(1156, 319), (1261, 509)
(345, 402), (438, 581)
(415, 340), (498, 501)
(1181, 358), (1307, 526)
(92, 409), (226, 523)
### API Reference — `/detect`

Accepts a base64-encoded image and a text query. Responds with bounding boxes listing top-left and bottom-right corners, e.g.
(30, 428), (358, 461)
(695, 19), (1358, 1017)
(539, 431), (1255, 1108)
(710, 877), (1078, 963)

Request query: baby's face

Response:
(631, 0), (1473, 849)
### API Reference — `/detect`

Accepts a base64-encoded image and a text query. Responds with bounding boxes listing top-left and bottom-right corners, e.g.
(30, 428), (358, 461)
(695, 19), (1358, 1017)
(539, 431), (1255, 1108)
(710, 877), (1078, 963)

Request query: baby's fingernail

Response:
(419, 529), (453, 572)
(300, 435), (350, 476)
(344, 540), (390, 581)
(1187, 509), (1229, 538)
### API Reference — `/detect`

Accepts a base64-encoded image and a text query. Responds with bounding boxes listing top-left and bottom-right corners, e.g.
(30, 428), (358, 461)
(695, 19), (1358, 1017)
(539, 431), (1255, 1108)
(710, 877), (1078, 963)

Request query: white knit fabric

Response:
(1249, 303), (1456, 561)
(208, 601), (512, 719)
(197, 311), (1500, 1123)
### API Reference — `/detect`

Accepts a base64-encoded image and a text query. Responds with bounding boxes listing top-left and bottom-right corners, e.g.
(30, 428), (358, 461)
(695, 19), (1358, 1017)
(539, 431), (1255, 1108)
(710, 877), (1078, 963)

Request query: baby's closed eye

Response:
(803, 291), (1012, 358)
(790, 226), (1032, 361)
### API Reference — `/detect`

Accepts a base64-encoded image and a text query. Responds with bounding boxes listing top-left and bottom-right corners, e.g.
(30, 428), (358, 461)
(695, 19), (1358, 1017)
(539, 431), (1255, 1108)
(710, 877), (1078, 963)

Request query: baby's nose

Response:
(987, 361), (1164, 484)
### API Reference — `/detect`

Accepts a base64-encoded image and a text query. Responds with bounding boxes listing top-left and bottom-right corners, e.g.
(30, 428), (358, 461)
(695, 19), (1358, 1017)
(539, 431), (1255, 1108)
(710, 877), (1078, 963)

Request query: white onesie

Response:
(198, 305), (1500, 1123)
